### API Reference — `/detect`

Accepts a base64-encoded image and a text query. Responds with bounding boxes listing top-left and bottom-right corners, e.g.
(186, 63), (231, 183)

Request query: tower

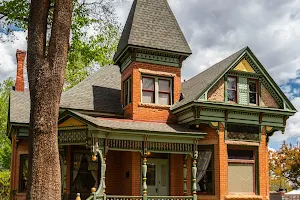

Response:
(114, 0), (192, 122)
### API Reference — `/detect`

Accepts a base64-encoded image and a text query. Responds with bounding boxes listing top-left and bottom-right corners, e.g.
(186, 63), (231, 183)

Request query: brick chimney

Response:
(15, 49), (26, 91)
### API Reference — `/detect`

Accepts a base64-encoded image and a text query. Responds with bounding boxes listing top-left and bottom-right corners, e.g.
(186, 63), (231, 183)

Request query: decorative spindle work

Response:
(183, 155), (188, 195)
(142, 157), (147, 200)
(192, 151), (198, 200)
(147, 141), (193, 152)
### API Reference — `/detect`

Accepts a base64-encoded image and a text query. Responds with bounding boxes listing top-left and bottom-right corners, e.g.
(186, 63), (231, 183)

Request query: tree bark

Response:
(26, 0), (72, 199)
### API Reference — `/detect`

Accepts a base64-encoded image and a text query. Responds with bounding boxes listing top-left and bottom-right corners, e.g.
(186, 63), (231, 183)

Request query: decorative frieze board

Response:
(227, 71), (262, 79)
(119, 48), (182, 72)
(58, 129), (88, 145)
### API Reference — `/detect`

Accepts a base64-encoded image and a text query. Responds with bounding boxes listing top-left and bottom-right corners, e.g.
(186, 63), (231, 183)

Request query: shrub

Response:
(0, 170), (10, 200)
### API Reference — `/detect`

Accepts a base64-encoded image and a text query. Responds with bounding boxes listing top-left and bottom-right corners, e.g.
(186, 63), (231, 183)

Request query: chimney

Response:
(15, 49), (26, 91)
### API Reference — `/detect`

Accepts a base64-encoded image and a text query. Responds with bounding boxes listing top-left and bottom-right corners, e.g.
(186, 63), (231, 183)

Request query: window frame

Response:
(227, 147), (257, 195)
(227, 76), (237, 103)
(123, 77), (132, 106)
(196, 145), (215, 195)
(19, 154), (28, 193)
(248, 78), (258, 105)
(141, 75), (173, 105)
(158, 78), (171, 105)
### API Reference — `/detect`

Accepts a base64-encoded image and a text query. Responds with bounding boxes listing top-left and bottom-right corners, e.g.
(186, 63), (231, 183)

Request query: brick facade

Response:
(121, 62), (181, 123)
(207, 79), (225, 102)
(261, 85), (280, 108)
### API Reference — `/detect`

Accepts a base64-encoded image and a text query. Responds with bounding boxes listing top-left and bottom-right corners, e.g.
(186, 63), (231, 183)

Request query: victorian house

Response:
(8, 0), (296, 200)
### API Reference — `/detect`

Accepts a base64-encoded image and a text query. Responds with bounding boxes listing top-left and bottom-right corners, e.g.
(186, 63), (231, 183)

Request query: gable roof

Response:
(9, 65), (123, 124)
(172, 46), (296, 111)
(171, 47), (247, 110)
(113, 0), (192, 62)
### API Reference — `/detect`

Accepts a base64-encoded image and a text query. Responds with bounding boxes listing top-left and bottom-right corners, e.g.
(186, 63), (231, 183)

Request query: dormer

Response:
(114, 0), (192, 123)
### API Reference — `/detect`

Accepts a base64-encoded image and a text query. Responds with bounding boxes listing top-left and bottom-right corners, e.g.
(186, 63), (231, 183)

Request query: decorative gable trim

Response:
(233, 58), (255, 73)
(194, 48), (295, 111)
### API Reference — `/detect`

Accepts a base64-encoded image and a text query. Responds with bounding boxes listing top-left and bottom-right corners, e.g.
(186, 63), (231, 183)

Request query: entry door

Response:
(146, 159), (169, 196)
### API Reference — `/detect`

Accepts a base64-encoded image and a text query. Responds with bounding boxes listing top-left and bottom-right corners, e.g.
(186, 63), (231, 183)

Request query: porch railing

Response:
(83, 195), (193, 200)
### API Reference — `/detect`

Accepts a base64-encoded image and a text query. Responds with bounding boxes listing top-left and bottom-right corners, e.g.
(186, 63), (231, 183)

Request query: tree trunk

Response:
(26, 0), (72, 199)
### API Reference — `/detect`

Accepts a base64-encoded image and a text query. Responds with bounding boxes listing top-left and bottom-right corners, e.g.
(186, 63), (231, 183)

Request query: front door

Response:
(146, 158), (169, 196)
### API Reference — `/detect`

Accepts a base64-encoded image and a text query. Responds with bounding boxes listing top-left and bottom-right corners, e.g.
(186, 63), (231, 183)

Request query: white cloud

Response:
(0, 31), (27, 82)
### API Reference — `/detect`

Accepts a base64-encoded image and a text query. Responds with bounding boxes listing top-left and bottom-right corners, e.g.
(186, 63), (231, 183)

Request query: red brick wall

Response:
(10, 136), (28, 200)
(121, 62), (181, 123)
(261, 85), (280, 108)
(207, 79), (225, 102)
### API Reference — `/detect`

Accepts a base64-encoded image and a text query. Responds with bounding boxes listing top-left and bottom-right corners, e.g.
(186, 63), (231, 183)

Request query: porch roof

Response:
(63, 110), (206, 136)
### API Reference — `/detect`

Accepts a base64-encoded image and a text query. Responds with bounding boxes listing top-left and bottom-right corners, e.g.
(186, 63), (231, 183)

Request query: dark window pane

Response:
(143, 77), (154, 90)
(228, 77), (236, 89)
(142, 91), (154, 103)
(249, 81), (257, 92)
(159, 79), (170, 92)
(124, 81), (128, 105)
(128, 79), (132, 103)
(228, 149), (254, 160)
(147, 163), (156, 186)
(227, 90), (236, 102)
(19, 155), (28, 193)
(249, 93), (257, 104)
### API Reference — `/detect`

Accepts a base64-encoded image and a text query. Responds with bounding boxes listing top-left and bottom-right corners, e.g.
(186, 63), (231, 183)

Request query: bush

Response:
(0, 170), (10, 200)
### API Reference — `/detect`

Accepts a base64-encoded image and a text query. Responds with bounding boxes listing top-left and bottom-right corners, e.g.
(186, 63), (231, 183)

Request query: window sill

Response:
(225, 195), (262, 200)
(225, 140), (260, 146)
(138, 103), (171, 109)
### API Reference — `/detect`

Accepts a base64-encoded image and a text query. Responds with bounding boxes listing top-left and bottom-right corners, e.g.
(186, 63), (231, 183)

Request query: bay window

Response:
(123, 77), (132, 106)
(142, 76), (172, 105)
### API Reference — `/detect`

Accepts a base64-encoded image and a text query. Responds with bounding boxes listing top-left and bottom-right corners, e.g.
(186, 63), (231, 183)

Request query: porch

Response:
(58, 111), (207, 200)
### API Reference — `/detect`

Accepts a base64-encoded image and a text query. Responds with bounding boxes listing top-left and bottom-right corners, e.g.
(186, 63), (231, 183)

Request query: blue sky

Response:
(0, 0), (299, 149)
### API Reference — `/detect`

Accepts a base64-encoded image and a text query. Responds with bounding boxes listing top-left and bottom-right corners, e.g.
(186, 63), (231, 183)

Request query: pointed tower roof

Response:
(114, 0), (192, 62)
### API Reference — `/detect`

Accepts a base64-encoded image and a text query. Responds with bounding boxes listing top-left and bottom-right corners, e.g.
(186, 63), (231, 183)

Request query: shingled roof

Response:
(68, 111), (206, 135)
(171, 47), (247, 110)
(10, 65), (123, 124)
(114, 0), (192, 62)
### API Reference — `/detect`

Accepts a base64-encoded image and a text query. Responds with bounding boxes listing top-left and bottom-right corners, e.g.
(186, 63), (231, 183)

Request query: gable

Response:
(233, 59), (255, 73)
(191, 47), (295, 111)
(58, 117), (87, 128)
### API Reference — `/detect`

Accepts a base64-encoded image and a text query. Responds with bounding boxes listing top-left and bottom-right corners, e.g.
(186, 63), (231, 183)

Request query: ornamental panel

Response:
(226, 124), (260, 141)
(58, 129), (87, 145)
(147, 141), (193, 152)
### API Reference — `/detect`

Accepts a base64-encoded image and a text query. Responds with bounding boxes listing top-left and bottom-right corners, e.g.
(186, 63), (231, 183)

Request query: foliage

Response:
(0, 77), (14, 170)
(0, 170), (10, 200)
(269, 142), (300, 190)
(0, 0), (120, 90)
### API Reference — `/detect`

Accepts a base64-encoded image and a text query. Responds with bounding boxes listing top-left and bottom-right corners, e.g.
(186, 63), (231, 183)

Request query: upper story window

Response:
(142, 76), (172, 105)
(248, 80), (258, 104)
(227, 77), (237, 102)
(227, 76), (259, 105)
(19, 154), (28, 193)
(123, 77), (132, 106)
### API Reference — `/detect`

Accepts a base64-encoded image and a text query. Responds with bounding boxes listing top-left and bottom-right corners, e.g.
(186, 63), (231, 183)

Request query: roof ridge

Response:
(183, 46), (247, 87)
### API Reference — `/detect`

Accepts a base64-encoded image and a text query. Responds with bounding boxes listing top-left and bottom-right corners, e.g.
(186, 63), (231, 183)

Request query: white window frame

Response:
(141, 75), (173, 105)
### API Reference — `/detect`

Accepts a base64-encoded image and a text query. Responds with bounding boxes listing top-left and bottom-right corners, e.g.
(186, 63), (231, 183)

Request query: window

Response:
(228, 148), (256, 194)
(227, 77), (237, 102)
(19, 154), (28, 193)
(123, 77), (132, 106)
(249, 80), (258, 105)
(158, 79), (171, 105)
(142, 76), (172, 105)
(142, 77), (155, 103)
(196, 146), (214, 195)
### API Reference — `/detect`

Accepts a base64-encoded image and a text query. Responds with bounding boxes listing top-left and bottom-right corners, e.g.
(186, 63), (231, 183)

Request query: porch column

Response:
(183, 155), (188, 195)
(142, 156), (147, 200)
(192, 151), (198, 200)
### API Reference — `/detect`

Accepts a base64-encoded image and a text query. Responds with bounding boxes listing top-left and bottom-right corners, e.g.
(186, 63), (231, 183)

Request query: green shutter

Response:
(238, 77), (248, 105)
